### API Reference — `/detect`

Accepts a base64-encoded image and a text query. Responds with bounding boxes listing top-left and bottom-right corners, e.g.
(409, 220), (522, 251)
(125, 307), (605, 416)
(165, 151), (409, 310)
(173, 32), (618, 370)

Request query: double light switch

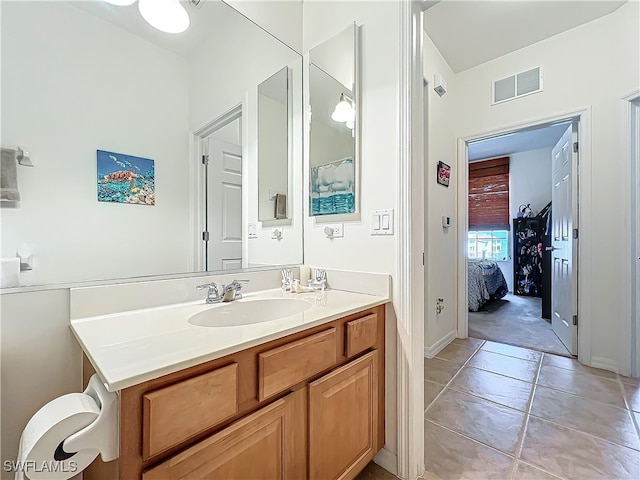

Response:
(371, 209), (394, 235)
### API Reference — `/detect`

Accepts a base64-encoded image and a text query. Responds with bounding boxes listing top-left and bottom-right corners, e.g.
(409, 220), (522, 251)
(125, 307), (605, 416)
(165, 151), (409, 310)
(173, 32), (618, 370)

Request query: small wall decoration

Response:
(310, 157), (355, 216)
(97, 150), (155, 205)
(437, 161), (451, 187)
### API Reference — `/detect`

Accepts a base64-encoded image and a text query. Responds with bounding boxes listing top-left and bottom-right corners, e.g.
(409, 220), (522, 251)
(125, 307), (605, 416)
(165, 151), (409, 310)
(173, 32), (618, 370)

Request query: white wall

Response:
(423, 32), (458, 353)
(303, 0), (400, 464)
(0, 290), (82, 480)
(509, 148), (552, 220)
(0, 1), (191, 286)
(426, 1), (640, 372)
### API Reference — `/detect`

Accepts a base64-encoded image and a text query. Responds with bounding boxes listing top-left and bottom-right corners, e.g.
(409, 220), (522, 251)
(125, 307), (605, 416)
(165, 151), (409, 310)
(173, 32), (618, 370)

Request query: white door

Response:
(206, 138), (242, 271)
(551, 123), (578, 354)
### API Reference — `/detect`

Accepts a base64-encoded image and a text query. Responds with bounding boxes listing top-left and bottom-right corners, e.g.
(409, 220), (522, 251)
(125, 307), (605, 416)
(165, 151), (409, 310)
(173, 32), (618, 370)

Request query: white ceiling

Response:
(468, 122), (570, 162)
(424, 0), (627, 73)
(71, 0), (241, 58)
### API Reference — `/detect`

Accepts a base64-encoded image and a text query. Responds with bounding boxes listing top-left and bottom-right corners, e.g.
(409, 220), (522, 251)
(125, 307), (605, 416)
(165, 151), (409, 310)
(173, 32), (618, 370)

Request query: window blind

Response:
(468, 157), (510, 230)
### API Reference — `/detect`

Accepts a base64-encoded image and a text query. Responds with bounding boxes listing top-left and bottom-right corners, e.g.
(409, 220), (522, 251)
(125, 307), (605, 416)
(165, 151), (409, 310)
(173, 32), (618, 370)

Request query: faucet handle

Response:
(196, 282), (218, 294)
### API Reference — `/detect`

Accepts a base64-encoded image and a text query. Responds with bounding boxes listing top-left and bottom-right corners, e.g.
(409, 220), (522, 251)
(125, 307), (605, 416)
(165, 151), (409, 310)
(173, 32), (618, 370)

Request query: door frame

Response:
(623, 90), (640, 377)
(395, 1), (425, 479)
(191, 104), (244, 271)
(456, 108), (592, 365)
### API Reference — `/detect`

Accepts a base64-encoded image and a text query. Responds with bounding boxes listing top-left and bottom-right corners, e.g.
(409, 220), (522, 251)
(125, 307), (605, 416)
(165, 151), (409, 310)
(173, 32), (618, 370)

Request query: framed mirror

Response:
(258, 67), (292, 224)
(0, 0), (303, 287)
(308, 23), (359, 217)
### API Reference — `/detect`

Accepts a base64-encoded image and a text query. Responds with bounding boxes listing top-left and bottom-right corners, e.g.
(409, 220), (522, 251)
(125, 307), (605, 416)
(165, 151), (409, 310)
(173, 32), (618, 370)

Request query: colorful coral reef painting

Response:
(310, 157), (355, 216)
(97, 150), (155, 205)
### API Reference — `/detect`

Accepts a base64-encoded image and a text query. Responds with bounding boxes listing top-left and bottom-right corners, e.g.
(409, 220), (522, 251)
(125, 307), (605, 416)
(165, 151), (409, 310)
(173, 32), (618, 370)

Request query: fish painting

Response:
(97, 150), (155, 205)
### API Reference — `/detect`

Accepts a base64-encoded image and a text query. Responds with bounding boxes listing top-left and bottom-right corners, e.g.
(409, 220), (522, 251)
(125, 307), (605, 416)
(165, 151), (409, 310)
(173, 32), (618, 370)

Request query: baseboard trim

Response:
(424, 330), (457, 358)
(374, 447), (398, 476)
(590, 356), (619, 374)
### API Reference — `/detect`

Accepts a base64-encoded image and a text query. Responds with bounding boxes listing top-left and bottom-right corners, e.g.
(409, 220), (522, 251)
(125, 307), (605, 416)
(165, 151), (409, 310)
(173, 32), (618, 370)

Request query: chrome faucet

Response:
(196, 282), (221, 304)
(220, 280), (249, 302)
(197, 280), (249, 304)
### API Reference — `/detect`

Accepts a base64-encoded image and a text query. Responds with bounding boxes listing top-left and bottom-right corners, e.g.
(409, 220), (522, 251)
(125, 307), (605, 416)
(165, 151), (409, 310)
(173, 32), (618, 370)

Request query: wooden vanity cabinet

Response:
(84, 304), (385, 480)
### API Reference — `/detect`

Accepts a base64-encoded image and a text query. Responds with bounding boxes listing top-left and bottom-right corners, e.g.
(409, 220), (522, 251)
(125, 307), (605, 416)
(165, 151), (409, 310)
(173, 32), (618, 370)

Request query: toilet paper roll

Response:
(1, 258), (20, 288)
(15, 393), (100, 480)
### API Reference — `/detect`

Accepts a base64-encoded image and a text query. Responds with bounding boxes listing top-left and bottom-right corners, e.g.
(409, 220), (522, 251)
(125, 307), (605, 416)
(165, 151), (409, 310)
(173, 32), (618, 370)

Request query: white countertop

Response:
(70, 288), (389, 392)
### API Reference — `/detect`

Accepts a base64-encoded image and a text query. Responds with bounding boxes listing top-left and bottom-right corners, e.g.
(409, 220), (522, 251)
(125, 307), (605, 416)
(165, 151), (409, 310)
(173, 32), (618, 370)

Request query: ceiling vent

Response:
(492, 67), (543, 105)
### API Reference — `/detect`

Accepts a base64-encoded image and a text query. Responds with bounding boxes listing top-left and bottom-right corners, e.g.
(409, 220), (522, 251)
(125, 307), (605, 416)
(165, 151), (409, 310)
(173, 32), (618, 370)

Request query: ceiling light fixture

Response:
(102, 0), (190, 34)
(331, 93), (355, 123)
(138, 0), (190, 34)
(103, 0), (136, 5)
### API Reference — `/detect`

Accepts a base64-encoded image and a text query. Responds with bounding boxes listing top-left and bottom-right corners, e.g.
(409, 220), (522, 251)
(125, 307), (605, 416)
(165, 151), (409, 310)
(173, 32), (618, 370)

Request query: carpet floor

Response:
(468, 293), (571, 356)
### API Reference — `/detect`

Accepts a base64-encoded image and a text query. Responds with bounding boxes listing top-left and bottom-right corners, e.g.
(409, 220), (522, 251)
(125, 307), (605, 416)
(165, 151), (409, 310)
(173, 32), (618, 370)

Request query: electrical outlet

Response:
(271, 228), (283, 240)
(436, 298), (445, 315)
(248, 222), (258, 239)
(323, 223), (344, 238)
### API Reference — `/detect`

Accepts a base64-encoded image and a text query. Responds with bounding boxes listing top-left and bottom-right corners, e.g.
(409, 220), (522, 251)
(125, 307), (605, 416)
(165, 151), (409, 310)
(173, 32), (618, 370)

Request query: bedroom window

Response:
(468, 157), (510, 231)
(468, 230), (509, 261)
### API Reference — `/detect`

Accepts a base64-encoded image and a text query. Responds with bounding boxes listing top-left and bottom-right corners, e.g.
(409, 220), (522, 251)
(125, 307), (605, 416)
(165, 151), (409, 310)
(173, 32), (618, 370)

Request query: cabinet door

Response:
(142, 388), (306, 480)
(309, 350), (378, 480)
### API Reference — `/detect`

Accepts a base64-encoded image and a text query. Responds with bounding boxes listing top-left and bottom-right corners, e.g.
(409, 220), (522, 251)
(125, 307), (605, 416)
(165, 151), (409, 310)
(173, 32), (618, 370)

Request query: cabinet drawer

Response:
(143, 363), (238, 459)
(345, 313), (378, 357)
(259, 328), (337, 401)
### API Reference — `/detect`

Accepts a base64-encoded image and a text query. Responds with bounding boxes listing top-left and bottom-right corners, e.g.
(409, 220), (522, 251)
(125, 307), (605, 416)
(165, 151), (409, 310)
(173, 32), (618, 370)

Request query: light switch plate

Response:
(371, 209), (394, 235)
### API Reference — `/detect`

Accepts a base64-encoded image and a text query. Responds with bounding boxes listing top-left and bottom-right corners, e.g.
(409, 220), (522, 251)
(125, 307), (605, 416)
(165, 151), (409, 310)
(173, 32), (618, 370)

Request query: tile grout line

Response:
(423, 340), (487, 479)
(424, 340), (485, 414)
(423, 417), (515, 460)
(616, 373), (640, 444)
(508, 351), (545, 480)
(525, 410), (640, 452)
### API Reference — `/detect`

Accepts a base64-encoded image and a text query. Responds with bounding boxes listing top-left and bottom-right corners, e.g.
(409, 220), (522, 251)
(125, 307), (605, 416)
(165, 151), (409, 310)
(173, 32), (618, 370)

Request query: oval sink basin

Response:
(189, 298), (312, 327)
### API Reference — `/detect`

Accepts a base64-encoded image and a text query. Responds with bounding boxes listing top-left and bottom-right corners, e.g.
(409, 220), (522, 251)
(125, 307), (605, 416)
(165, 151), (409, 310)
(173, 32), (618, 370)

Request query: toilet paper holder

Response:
(62, 375), (119, 462)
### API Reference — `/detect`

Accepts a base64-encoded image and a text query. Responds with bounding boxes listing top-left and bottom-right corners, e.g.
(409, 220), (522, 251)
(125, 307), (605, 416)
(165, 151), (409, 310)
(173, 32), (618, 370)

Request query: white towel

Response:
(1, 148), (20, 202)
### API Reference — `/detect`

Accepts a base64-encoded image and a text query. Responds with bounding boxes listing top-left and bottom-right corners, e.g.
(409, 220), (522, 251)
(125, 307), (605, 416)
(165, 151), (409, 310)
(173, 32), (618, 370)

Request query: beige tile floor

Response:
(424, 338), (640, 480)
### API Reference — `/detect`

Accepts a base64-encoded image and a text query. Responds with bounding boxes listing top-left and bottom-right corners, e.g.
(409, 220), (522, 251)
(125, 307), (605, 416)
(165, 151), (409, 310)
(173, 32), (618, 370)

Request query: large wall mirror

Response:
(0, 0), (303, 286)
(308, 23), (359, 217)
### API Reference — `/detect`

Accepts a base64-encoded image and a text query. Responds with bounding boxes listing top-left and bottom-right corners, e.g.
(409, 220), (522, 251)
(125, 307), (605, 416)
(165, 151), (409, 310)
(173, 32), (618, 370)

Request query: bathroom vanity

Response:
(72, 287), (387, 480)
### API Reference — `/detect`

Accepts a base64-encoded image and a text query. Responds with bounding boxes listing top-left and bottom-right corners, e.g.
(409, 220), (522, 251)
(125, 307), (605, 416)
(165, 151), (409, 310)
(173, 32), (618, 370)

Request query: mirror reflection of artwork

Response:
(308, 24), (358, 217)
(310, 158), (355, 215)
(97, 150), (155, 206)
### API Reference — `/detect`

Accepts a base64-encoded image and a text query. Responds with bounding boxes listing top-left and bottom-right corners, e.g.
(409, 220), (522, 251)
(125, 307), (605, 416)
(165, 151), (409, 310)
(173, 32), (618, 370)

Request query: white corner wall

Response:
(223, 0), (303, 54)
(0, 1), (191, 286)
(302, 0), (400, 466)
(423, 32), (458, 354)
(426, 1), (640, 372)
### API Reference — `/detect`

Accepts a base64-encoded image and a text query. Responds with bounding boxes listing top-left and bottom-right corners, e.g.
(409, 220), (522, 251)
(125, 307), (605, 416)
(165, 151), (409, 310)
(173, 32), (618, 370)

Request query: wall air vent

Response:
(492, 67), (542, 105)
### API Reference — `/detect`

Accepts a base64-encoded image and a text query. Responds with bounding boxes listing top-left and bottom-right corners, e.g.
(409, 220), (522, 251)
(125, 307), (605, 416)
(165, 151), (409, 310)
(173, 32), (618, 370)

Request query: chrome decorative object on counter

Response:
(309, 269), (327, 291)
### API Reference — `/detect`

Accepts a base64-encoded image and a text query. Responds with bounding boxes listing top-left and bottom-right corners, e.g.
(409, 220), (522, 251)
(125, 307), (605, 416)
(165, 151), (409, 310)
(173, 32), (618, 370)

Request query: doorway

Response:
(193, 105), (243, 272)
(458, 112), (587, 358)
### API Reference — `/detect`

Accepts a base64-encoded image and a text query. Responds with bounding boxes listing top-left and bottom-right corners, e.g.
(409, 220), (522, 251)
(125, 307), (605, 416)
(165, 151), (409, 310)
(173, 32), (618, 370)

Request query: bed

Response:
(468, 260), (509, 311)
